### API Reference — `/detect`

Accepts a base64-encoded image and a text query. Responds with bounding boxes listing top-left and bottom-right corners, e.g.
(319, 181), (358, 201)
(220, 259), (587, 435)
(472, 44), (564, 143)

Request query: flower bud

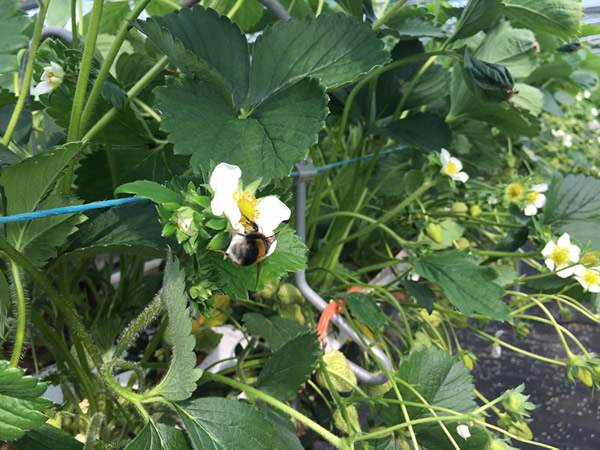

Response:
(175, 206), (199, 237)
(316, 351), (357, 393)
(502, 392), (524, 413)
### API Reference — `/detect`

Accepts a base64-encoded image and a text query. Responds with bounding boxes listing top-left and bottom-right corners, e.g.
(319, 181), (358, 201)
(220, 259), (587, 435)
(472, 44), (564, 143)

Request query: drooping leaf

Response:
(65, 202), (169, 259)
(256, 332), (321, 400)
(144, 254), (202, 401)
(462, 51), (515, 104)
(477, 20), (538, 79)
(156, 76), (328, 184)
(452, 0), (504, 41)
(413, 251), (511, 320)
(376, 347), (487, 449)
(115, 180), (182, 205)
(345, 292), (386, 330)
(504, 0), (583, 41)
(0, 360), (52, 441)
(176, 397), (278, 449)
(570, 69), (599, 90)
(511, 83), (544, 115)
(542, 173), (600, 249)
(0, 0), (28, 74)
(243, 313), (307, 351)
(249, 13), (389, 104)
(13, 423), (83, 450)
(124, 422), (191, 450)
(136, 5), (250, 108)
(400, 280), (436, 312)
(376, 113), (452, 152)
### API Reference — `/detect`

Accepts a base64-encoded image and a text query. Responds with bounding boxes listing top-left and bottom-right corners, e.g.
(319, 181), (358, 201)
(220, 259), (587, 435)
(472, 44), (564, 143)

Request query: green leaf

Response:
(570, 69), (598, 90)
(0, 0), (28, 74)
(46, 0), (71, 27)
(421, 219), (465, 250)
(176, 397), (278, 449)
(0, 143), (22, 166)
(136, 5), (250, 108)
(0, 360), (52, 441)
(156, 76), (328, 184)
(477, 20), (538, 79)
(453, 0), (504, 41)
(400, 280), (436, 312)
(65, 202), (169, 259)
(213, 0), (264, 32)
(0, 143), (85, 265)
(345, 292), (386, 330)
(376, 347), (488, 450)
(115, 180), (182, 205)
(512, 83), (544, 115)
(265, 408), (304, 450)
(336, 0), (363, 17)
(463, 51), (515, 104)
(243, 313), (307, 351)
(249, 13), (389, 105)
(413, 251), (511, 320)
(148, 254), (202, 401)
(504, 0), (583, 41)
(83, 0), (130, 35)
(389, 17), (447, 38)
(543, 173), (600, 249)
(376, 113), (452, 152)
(256, 332), (321, 400)
(124, 422), (191, 450)
(13, 423), (83, 450)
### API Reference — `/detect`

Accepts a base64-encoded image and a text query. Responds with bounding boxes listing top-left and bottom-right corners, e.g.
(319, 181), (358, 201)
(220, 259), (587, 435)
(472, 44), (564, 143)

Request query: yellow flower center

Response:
(505, 183), (524, 202)
(446, 161), (459, 175)
(48, 72), (58, 86)
(582, 253), (598, 266)
(551, 247), (570, 267)
(233, 191), (259, 229)
(583, 270), (599, 287)
(526, 191), (539, 205)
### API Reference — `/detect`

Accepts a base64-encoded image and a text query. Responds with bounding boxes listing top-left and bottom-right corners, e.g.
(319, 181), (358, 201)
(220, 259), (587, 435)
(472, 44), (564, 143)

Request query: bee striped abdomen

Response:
(230, 233), (267, 266)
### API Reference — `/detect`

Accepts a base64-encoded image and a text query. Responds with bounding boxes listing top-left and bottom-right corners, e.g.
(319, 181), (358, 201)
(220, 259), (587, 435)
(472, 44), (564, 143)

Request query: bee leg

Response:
(226, 226), (246, 237)
(215, 250), (229, 258)
(253, 263), (262, 291)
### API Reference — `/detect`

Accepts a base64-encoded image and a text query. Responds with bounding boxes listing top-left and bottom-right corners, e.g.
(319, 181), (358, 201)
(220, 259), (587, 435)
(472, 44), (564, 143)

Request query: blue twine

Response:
(0, 146), (408, 224)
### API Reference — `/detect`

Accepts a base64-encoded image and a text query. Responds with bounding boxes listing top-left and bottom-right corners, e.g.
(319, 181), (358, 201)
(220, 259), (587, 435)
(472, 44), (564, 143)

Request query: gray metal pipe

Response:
(294, 180), (392, 384)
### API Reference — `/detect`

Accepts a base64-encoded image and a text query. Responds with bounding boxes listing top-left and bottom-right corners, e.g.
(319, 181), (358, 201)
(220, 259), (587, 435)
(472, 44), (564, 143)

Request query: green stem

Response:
(82, 56), (169, 142)
(139, 316), (168, 365)
(227, 0), (244, 17)
(203, 371), (344, 449)
(67, 0), (105, 142)
(9, 262), (26, 367)
(392, 55), (437, 120)
(71, 0), (79, 48)
(79, 0), (153, 136)
(2, 0), (49, 147)
(0, 236), (103, 370)
(372, 0), (408, 29)
(469, 250), (539, 258)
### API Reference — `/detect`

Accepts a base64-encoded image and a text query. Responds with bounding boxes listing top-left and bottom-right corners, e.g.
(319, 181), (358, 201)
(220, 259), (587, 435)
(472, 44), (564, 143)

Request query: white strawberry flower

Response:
(32, 62), (64, 95)
(440, 149), (469, 183)
(573, 265), (600, 293)
(209, 162), (290, 257)
(457, 424), (471, 440)
(523, 183), (548, 216)
(541, 233), (582, 278)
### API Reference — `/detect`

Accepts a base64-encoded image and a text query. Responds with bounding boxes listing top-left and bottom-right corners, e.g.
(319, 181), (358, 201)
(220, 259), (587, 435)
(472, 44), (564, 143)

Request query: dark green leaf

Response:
(156, 76), (328, 184)
(147, 254), (202, 401)
(336, 0), (363, 17)
(256, 332), (321, 400)
(543, 173), (600, 249)
(115, 180), (182, 205)
(453, 0), (504, 40)
(0, 143), (22, 166)
(249, 13), (389, 104)
(65, 202), (169, 259)
(177, 397), (278, 449)
(400, 280), (436, 312)
(265, 408), (304, 450)
(136, 5), (250, 108)
(463, 51), (514, 104)
(504, 0), (583, 41)
(413, 251), (511, 320)
(13, 424), (83, 450)
(0, 360), (52, 441)
(124, 422), (191, 450)
(345, 292), (386, 330)
(243, 313), (307, 351)
(376, 113), (452, 152)
(0, 0), (28, 74)
(213, 0), (264, 32)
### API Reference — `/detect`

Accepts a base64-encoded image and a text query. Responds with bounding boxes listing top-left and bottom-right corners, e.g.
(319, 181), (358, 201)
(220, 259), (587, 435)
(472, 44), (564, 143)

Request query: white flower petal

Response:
(589, 284), (600, 293)
(32, 81), (54, 95)
(210, 163), (243, 226)
(541, 241), (556, 258)
(568, 244), (581, 263)
(50, 61), (64, 78)
(440, 148), (450, 167)
(544, 258), (555, 271)
(255, 196), (291, 236)
(534, 193), (546, 208)
(572, 264), (587, 277)
(557, 233), (571, 248)
(449, 157), (463, 172)
(523, 204), (537, 216)
(532, 184), (548, 193)
(457, 425), (471, 440)
(266, 239), (277, 257)
(556, 266), (575, 278)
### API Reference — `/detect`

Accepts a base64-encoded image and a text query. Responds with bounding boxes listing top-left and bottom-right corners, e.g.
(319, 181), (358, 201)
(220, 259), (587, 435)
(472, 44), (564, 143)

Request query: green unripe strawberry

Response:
(456, 237), (470, 249)
(451, 202), (468, 213)
(412, 331), (432, 349)
(363, 375), (392, 398)
(426, 223), (443, 244)
(316, 351), (357, 393)
(507, 421), (533, 440)
(256, 278), (280, 303)
(462, 353), (474, 371)
(279, 304), (306, 325)
(576, 368), (593, 388)
(469, 204), (482, 217)
(489, 440), (508, 450)
(332, 406), (361, 434)
(277, 283), (305, 305)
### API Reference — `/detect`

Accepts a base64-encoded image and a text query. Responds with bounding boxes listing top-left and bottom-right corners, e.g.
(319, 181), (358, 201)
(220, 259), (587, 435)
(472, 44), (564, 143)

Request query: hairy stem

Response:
(8, 262), (26, 367)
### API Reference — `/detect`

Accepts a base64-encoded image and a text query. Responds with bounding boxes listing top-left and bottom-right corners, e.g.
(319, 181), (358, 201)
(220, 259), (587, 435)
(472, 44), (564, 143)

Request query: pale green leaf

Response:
(176, 397), (278, 449)
(453, 0), (504, 40)
(13, 423), (83, 450)
(147, 254), (202, 401)
(421, 219), (465, 250)
(0, 0), (28, 74)
(256, 332), (321, 400)
(243, 313), (307, 351)
(156, 76), (328, 184)
(504, 0), (583, 41)
(136, 6), (249, 108)
(543, 173), (600, 249)
(345, 292), (386, 330)
(46, 0), (71, 27)
(413, 251), (511, 320)
(512, 83), (544, 115)
(249, 13), (389, 105)
(0, 360), (52, 441)
(115, 180), (182, 205)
